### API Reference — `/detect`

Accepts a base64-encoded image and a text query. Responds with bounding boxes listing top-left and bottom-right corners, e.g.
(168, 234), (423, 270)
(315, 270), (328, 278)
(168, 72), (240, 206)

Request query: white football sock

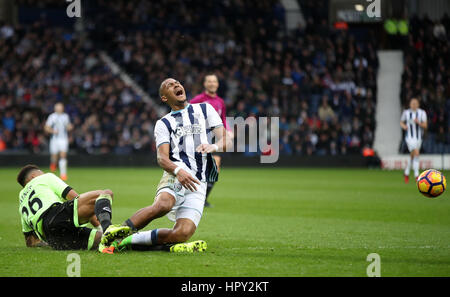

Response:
(404, 157), (411, 176)
(413, 157), (419, 178)
(59, 158), (67, 175)
(131, 229), (158, 246)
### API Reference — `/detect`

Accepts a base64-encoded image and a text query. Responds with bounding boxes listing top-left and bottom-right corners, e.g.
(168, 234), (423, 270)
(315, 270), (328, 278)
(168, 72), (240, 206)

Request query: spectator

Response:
(318, 96), (336, 122)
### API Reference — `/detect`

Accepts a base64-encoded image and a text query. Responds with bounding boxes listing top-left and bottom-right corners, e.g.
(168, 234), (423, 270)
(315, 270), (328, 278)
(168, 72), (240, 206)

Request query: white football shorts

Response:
(49, 138), (69, 154)
(155, 171), (206, 227)
(405, 138), (422, 152)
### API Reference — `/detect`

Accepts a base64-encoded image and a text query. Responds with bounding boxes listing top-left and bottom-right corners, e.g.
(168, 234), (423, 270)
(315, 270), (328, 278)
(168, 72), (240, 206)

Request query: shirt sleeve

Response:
(45, 114), (54, 127)
(205, 103), (223, 129)
(154, 119), (171, 148)
(421, 110), (427, 123)
(65, 114), (71, 126)
(400, 110), (407, 122)
(46, 173), (71, 199)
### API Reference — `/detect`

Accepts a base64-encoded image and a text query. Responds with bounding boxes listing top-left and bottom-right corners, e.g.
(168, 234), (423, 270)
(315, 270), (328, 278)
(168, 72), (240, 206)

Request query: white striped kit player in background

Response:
(44, 103), (73, 181)
(106, 78), (231, 252)
(400, 97), (427, 183)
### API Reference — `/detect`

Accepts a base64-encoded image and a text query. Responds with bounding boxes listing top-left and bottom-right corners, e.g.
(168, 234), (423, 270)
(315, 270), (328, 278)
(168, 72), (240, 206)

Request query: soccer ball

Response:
(417, 169), (446, 198)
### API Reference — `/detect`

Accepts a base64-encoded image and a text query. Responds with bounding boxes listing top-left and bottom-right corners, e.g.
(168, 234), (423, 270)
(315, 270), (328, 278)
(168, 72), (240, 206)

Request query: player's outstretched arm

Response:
(157, 143), (200, 192)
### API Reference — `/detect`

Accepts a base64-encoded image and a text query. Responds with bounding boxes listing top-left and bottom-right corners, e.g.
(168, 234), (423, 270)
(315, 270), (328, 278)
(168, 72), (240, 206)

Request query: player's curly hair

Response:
(17, 164), (40, 187)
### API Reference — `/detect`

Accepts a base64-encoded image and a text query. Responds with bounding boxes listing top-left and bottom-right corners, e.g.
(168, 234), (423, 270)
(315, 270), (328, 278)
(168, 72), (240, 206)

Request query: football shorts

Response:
(405, 138), (422, 152)
(41, 199), (97, 250)
(156, 171), (207, 227)
(49, 138), (69, 154)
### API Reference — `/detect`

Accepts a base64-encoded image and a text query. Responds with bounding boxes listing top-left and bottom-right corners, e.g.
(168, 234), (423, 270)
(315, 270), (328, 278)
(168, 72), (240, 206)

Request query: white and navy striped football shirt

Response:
(400, 108), (427, 141)
(45, 112), (71, 140)
(154, 103), (223, 182)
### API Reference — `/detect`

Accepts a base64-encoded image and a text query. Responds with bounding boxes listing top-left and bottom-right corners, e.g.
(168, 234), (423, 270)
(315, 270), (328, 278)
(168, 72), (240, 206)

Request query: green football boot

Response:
(115, 235), (133, 252)
(100, 224), (132, 247)
(170, 240), (207, 253)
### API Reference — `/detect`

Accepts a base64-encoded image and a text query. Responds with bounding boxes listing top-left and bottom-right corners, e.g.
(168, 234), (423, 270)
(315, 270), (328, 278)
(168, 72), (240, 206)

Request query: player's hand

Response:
(176, 169), (200, 192)
(52, 129), (58, 134)
(196, 144), (218, 154)
(414, 119), (420, 124)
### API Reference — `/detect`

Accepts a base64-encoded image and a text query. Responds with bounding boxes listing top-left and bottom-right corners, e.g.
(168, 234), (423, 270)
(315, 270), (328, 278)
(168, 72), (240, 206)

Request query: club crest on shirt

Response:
(173, 182), (183, 192)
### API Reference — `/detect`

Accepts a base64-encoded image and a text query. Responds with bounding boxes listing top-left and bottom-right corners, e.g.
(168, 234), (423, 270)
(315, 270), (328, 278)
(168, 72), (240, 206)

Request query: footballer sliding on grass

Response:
(17, 164), (129, 251)
(101, 78), (231, 254)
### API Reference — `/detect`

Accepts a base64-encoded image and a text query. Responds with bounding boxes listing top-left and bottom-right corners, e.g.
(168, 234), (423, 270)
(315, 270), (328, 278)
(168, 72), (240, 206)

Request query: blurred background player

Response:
(44, 103), (73, 181)
(400, 98), (428, 183)
(190, 74), (234, 207)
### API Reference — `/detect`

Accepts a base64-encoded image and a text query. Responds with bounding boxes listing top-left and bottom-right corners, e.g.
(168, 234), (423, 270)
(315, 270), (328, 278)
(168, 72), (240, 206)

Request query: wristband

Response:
(173, 166), (182, 175)
(212, 144), (219, 152)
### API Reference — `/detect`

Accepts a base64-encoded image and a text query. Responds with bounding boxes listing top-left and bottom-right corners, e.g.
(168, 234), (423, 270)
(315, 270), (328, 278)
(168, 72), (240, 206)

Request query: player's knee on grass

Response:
(172, 228), (193, 243)
(172, 219), (196, 243)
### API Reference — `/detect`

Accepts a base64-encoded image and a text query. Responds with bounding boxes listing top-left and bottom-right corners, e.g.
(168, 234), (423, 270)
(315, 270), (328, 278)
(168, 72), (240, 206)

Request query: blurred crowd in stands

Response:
(87, 0), (378, 156)
(400, 14), (450, 153)
(9, 0), (446, 157)
(0, 20), (158, 154)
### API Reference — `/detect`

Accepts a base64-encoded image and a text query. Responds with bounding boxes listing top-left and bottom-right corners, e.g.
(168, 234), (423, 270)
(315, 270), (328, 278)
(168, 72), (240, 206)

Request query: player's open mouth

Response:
(175, 89), (184, 97)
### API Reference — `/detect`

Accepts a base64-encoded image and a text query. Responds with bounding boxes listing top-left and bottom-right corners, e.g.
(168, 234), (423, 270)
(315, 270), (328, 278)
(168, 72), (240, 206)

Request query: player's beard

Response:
(177, 97), (187, 104)
(173, 97), (187, 108)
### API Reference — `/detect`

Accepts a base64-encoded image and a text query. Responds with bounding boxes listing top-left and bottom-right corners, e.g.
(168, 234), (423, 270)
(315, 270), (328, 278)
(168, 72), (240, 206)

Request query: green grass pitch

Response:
(0, 167), (449, 277)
